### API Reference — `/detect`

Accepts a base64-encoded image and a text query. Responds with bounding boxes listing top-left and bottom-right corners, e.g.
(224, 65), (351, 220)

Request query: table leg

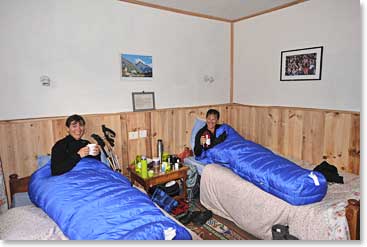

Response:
(182, 174), (187, 201)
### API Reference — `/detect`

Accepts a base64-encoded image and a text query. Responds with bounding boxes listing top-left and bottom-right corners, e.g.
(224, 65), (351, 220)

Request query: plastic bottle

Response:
(135, 162), (142, 174)
(157, 139), (163, 163)
(202, 131), (211, 147)
(141, 158), (148, 179)
(206, 133), (211, 146)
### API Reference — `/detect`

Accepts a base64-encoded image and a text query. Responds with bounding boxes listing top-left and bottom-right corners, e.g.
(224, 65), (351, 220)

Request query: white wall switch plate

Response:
(139, 130), (147, 138)
(128, 131), (139, 140)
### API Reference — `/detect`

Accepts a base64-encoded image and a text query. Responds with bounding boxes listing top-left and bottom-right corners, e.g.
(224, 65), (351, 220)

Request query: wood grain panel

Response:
(323, 112), (352, 172)
(301, 111), (324, 165)
(287, 109), (304, 161)
(267, 108), (282, 154)
(229, 104), (359, 175)
(0, 122), (16, 204)
(0, 103), (360, 205)
(348, 114), (360, 174)
(126, 112), (152, 163)
(151, 110), (174, 157)
(119, 113), (129, 174)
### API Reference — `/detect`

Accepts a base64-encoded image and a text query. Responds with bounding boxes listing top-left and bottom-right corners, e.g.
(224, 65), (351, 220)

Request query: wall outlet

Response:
(139, 130), (147, 138)
(128, 131), (139, 140)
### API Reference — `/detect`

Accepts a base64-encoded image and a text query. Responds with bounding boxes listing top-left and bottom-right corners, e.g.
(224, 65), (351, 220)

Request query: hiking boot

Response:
(192, 210), (213, 226)
(179, 211), (200, 225)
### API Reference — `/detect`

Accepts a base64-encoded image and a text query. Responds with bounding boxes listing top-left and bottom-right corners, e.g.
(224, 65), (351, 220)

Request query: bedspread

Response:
(28, 158), (192, 240)
(200, 163), (360, 240)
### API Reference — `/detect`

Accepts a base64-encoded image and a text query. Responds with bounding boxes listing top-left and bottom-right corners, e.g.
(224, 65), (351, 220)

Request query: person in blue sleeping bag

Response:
(51, 114), (101, 176)
(194, 109), (227, 156)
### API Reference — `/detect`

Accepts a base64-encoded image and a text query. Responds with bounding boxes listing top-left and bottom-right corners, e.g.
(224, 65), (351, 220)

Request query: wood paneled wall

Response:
(228, 104), (360, 175)
(0, 103), (359, 204)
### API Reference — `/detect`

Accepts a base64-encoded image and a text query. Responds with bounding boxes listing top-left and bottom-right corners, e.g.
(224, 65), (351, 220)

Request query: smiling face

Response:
(206, 114), (218, 132)
(67, 121), (85, 140)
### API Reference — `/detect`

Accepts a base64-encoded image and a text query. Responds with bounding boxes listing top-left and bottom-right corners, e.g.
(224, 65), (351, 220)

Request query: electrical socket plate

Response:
(139, 130), (147, 138)
(128, 131), (139, 140)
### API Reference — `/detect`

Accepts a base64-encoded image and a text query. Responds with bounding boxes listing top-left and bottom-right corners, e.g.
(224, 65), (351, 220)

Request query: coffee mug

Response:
(87, 143), (98, 156)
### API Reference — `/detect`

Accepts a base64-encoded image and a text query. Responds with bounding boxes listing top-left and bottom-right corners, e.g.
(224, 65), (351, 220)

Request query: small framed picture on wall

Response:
(132, 92), (155, 112)
(280, 46), (323, 81)
(121, 54), (153, 79)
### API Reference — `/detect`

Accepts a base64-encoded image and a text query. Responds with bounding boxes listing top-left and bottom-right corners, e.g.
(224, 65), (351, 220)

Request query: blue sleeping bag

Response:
(28, 158), (192, 240)
(196, 124), (327, 205)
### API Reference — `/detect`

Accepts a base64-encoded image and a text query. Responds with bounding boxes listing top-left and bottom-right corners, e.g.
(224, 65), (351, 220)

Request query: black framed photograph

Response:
(280, 46), (323, 81)
(132, 92), (155, 112)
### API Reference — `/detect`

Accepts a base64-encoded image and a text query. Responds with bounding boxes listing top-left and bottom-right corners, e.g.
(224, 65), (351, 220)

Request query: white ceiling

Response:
(123, 0), (307, 21)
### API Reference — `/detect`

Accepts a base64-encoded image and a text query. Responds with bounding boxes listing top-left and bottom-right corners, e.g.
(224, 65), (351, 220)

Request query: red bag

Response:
(171, 199), (189, 216)
(177, 147), (193, 161)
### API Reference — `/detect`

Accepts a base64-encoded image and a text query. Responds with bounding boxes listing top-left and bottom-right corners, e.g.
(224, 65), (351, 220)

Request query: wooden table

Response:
(128, 165), (189, 201)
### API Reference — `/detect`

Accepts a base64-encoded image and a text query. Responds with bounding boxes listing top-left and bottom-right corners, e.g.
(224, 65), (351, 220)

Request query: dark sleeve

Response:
(212, 131), (227, 146)
(194, 127), (206, 157)
(88, 153), (101, 161)
(51, 140), (81, 176)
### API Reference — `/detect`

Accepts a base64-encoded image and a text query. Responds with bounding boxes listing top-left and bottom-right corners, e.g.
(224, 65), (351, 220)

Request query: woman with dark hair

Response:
(194, 109), (227, 157)
(51, 114), (101, 176)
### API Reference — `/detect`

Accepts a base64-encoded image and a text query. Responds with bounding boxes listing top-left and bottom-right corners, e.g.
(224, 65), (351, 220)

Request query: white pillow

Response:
(190, 118), (206, 150)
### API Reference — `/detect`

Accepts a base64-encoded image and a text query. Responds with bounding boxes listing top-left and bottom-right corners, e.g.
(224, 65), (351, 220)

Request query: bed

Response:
(0, 159), (200, 240)
(200, 162), (360, 240)
(187, 119), (360, 240)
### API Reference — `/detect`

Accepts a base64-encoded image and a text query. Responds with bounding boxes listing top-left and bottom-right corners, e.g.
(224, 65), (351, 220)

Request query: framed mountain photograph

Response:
(121, 54), (153, 79)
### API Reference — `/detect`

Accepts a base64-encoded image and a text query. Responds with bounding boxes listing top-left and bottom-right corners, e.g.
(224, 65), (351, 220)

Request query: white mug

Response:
(87, 143), (98, 156)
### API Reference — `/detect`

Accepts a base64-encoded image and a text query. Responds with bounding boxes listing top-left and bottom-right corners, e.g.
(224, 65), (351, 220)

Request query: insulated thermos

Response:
(157, 139), (163, 162)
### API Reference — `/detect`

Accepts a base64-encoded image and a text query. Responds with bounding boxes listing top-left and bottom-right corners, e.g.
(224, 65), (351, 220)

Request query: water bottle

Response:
(157, 139), (163, 163)
(141, 158), (148, 179)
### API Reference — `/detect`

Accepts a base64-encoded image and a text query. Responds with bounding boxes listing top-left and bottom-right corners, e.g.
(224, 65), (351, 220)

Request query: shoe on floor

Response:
(179, 211), (201, 225)
(192, 210), (213, 226)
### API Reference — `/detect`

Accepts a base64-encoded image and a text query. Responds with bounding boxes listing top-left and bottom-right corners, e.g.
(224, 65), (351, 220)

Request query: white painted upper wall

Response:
(0, 0), (230, 120)
(234, 0), (361, 112)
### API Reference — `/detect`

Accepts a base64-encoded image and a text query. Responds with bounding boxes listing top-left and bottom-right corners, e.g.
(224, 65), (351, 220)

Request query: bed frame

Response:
(9, 173), (360, 240)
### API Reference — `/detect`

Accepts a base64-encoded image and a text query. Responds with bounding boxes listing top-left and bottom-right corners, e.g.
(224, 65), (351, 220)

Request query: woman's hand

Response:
(200, 135), (206, 146)
(77, 146), (90, 158)
(95, 145), (101, 155)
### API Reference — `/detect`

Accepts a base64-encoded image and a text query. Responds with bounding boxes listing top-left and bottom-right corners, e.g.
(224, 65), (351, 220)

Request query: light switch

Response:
(128, 131), (139, 140)
(139, 130), (147, 138)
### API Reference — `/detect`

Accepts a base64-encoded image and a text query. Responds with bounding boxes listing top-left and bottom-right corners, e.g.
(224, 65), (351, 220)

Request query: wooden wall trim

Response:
(118, 0), (308, 23)
(230, 23), (234, 103)
(232, 0), (309, 23)
(119, 0), (232, 23)
(231, 103), (360, 115)
(0, 103), (359, 204)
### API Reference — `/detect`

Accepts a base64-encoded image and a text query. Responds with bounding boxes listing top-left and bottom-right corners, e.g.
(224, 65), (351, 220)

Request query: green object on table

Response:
(141, 159), (148, 178)
(148, 170), (154, 178)
(135, 155), (142, 163)
(162, 152), (169, 162)
(135, 161), (141, 174)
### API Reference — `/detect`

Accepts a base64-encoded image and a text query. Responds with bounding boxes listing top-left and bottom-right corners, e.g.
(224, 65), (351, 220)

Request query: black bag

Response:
(272, 224), (299, 240)
(313, 161), (344, 184)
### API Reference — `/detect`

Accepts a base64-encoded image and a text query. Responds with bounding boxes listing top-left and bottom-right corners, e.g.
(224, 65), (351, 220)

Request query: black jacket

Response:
(194, 124), (227, 156)
(51, 135), (100, 176)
